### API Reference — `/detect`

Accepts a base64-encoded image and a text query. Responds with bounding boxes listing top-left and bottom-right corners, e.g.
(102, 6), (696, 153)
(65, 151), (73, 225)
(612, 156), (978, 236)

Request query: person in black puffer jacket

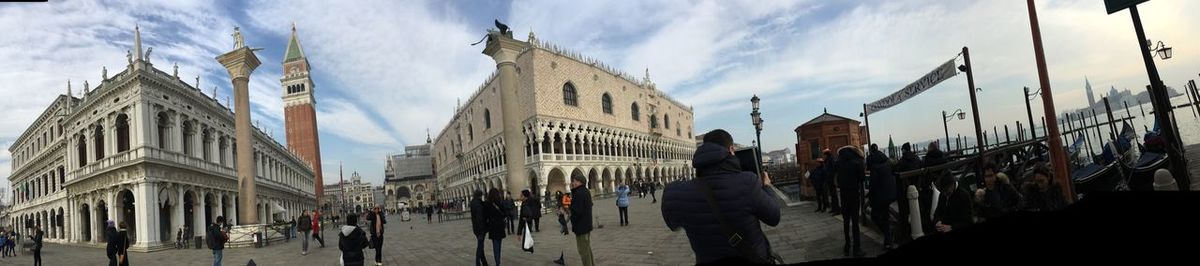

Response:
(662, 129), (782, 265)
(339, 214), (370, 266)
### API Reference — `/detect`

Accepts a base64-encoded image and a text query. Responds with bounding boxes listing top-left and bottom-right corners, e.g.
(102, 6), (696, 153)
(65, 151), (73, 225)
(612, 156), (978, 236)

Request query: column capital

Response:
(216, 47), (262, 80)
(482, 32), (527, 66)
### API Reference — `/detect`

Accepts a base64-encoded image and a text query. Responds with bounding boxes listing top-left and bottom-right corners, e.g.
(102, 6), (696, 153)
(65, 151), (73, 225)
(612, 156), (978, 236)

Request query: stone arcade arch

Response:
(79, 203), (92, 242)
(587, 168), (599, 193)
(547, 168), (567, 196)
(116, 189), (136, 244)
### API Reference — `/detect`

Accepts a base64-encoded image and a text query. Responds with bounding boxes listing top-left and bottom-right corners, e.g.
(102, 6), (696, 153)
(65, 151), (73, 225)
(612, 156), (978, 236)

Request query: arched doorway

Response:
(158, 188), (173, 242)
(547, 168), (567, 196)
(602, 169), (613, 194)
(527, 170), (540, 198)
(397, 187), (412, 206)
(96, 200), (109, 242)
(628, 167), (638, 186)
(80, 203), (92, 242)
(204, 193), (215, 230)
(117, 189), (136, 244)
(588, 168), (599, 193)
(220, 195), (231, 223)
(183, 190), (196, 238)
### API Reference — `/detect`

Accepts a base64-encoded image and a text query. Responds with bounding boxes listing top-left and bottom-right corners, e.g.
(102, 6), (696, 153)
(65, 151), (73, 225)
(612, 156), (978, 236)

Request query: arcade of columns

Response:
(437, 118), (694, 204)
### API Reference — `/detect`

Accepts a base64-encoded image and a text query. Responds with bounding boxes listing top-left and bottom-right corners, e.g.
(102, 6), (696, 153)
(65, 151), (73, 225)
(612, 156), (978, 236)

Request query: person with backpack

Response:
(338, 214), (370, 266)
(297, 210), (313, 255)
(208, 216), (229, 266)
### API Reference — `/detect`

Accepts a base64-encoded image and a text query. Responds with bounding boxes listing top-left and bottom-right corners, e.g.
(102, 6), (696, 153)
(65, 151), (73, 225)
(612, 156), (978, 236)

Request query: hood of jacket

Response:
(340, 225), (357, 236)
(693, 142), (734, 168)
(693, 142), (741, 174)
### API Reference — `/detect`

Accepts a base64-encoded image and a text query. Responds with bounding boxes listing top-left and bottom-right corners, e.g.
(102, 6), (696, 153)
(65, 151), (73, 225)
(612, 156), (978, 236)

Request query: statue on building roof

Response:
(144, 47), (152, 62)
(102, 66), (107, 80)
(126, 50), (133, 65)
(173, 62), (179, 78)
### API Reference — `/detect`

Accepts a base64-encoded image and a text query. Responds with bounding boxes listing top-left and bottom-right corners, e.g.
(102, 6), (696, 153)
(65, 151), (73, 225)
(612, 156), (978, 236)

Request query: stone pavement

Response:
(0, 193), (883, 265)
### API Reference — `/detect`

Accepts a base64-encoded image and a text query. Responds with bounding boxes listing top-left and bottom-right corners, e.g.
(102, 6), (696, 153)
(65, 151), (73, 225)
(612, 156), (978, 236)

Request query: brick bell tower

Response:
(281, 24), (325, 207)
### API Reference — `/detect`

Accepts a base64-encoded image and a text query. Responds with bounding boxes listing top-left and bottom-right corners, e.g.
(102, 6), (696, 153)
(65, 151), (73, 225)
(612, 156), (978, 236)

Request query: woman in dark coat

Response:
(105, 220), (119, 266)
(32, 226), (43, 266)
(866, 144), (897, 249)
(484, 188), (508, 265)
(835, 146), (866, 257)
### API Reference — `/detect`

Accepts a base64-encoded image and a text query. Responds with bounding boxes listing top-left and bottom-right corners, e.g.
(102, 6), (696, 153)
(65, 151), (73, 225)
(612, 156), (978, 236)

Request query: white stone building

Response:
(4, 27), (316, 252)
(433, 32), (696, 204)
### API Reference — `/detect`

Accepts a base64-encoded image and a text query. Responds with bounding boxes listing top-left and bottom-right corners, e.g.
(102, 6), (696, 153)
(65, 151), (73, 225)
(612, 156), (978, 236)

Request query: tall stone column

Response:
(173, 186), (183, 237)
(482, 31), (528, 198)
(217, 44), (262, 225)
(135, 182), (160, 248)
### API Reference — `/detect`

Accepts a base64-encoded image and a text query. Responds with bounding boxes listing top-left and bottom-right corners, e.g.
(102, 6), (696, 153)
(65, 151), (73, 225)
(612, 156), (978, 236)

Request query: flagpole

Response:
(340, 161), (346, 215)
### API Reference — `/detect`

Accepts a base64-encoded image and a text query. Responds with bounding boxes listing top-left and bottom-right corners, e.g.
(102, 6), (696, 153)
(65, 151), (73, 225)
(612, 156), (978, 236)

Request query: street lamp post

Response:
(1111, 3), (1190, 190)
(751, 95), (764, 176)
(943, 109), (965, 152)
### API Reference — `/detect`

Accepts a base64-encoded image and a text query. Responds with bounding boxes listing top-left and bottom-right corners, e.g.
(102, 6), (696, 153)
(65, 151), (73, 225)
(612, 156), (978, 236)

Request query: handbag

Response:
(695, 178), (783, 264)
(521, 224), (535, 253)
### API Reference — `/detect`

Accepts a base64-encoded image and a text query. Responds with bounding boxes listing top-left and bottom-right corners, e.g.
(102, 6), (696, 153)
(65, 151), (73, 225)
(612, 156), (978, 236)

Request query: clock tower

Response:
(281, 24), (325, 206)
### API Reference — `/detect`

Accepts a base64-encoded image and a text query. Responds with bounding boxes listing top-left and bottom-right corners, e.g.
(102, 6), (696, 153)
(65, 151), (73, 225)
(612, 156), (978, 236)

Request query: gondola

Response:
(1123, 151), (1169, 191)
(1071, 160), (1122, 195)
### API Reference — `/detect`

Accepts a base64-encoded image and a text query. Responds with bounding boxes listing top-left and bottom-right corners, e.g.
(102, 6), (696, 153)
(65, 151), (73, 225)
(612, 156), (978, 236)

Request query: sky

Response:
(2, 0), (1199, 201)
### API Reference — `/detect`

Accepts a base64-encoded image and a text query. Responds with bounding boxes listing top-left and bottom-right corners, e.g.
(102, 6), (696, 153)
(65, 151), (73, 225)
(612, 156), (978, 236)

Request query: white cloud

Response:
(245, 0), (494, 147)
(317, 99), (399, 146)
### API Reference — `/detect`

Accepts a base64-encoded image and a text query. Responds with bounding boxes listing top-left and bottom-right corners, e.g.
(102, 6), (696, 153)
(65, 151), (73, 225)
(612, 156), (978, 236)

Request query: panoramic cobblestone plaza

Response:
(0, 196), (882, 265)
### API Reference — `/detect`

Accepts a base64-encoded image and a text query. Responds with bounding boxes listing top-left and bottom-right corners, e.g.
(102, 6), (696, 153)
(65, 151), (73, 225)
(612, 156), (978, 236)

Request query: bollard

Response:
(906, 185), (923, 239)
(1153, 169), (1178, 191)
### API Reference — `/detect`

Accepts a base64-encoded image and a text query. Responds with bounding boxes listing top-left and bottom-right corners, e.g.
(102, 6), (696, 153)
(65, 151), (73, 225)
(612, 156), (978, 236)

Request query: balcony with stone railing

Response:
(68, 146), (236, 184)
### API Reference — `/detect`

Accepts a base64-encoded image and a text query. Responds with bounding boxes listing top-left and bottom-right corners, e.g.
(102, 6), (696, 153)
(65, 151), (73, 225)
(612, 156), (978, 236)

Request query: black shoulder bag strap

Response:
(695, 177), (770, 264)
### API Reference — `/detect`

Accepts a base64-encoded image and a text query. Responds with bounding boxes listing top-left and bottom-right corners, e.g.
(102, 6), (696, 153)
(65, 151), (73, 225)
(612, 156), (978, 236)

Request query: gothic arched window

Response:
(484, 109), (492, 129)
(563, 83), (578, 107)
(631, 103), (640, 121)
(664, 114), (671, 129)
(602, 93), (613, 114)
